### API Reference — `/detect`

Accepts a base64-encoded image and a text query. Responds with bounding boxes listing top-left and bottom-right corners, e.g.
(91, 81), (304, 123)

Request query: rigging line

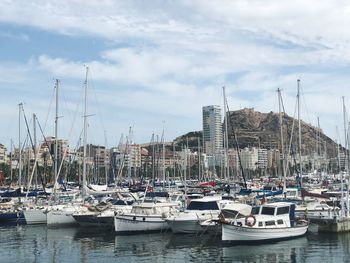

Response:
(224, 94), (247, 189)
(89, 70), (107, 137)
(42, 81), (56, 132)
(300, 85), (313, 130)
(283, 92), (297, 177)
(280, 90), (299, 177)
(21, 107), (47, 193)
(55, 79), (87, 187)
(60, 81), (76, 132)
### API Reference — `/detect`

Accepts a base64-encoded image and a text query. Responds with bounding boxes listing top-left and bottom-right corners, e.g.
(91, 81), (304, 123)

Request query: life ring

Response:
(245, 215), (256, 227)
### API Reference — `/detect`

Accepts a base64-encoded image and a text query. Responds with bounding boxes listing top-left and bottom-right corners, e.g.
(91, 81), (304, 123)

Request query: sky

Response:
(1, 0), (350, 150)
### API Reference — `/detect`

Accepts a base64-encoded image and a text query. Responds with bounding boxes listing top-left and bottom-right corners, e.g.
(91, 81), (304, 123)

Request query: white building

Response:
(257, 148), (268, 169)
(202, 105), (223, 155)
(240, 147), (258, 171)
(0, 144), (6, 164)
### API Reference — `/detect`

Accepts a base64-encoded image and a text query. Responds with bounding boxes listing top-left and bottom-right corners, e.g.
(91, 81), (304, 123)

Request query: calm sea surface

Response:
(0, 224), (350, 263)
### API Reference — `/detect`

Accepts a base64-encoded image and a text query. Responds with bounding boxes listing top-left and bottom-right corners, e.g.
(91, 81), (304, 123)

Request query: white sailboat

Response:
(47, 68), (90, 227)
(114, 200), (178, 233)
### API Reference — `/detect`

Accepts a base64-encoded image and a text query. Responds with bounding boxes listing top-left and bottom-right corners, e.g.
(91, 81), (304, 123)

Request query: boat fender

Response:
(133, 216), (136, 221)
(143, 217), (146, 221)
(245, 215), (256, 227)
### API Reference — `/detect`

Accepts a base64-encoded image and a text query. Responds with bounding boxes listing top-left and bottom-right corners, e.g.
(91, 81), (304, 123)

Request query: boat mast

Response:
(10, 139), (13, 182)
(277, 88), (286, 192)
(342, 96), (349, 217)
(336, 128), (345, 218)
(104, 130), (108, 185)
(297, 79), (302, 189)
(18, 102), (23, 193)
(54, 79), (59, 191)
(162, 122), (165, 187)
(223, 86), (230, 183)
(82, 66), (89, 198)
(151, 133), (155, 187)
(198, 137), (201, 181)
(173, 141), (176, 181)
(33, 113), (37, 189)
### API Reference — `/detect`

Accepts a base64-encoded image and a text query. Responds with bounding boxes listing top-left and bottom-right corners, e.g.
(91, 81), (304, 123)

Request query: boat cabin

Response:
(248, 202), (295, 228)
(186, 196), (221, 211)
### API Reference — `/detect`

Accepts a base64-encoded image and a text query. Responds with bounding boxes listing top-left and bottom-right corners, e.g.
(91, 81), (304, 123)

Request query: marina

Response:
(3, 1), (350, 262)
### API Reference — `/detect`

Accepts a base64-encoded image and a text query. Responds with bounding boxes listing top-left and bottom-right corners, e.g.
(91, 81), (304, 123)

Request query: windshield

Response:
(187, 201), (219, 210)
(261, 206), (275, 215)
(251, 206), (260, 215)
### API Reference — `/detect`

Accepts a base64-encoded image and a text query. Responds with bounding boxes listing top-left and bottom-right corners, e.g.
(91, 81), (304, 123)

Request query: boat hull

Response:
(0, 212), (19, 223)
(222, 224), (308, 242)
(73, 214), (113, 228)
(114, 214), (168, 233)
(47, 207), (78, 226)
(23, 209), (47, 224)
(166, 219), (203, 234)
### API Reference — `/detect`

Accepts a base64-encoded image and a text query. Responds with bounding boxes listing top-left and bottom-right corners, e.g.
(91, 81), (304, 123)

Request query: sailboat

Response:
(47, 69), (90, 227)
(307, 97), (350, 232)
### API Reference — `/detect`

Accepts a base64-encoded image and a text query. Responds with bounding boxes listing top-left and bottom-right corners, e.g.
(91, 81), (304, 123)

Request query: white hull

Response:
(222, 224), (308, 241)
(166, 209), (219, 234)
(114, 214), (168, 233)
(23, 209), (47, 224)
(47, 206), (79, 226)
(166, 219), (203, 234)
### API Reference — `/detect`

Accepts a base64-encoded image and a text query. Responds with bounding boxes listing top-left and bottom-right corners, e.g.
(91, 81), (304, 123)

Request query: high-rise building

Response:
(0, 144), (7, 164)
(202, 105), (223, 154)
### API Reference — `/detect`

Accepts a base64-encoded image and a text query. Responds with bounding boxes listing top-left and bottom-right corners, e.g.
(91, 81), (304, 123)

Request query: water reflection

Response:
(222, 236), (308, 263)
(2, 225), (350, 263)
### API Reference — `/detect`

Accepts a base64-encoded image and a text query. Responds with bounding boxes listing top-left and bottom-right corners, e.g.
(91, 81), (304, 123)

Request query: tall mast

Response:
(223, 86), (230, 182)
(151, 133), (155, 187)
(104, 130), (108, 185)
(18, 102), (23, 191)
(277, 88), (286, 192)
(10, 139), (13, 182)
(173, 142), (176, 181)
(54, 79), (59, 188)
(82, 66), (89, 198)
(127, 127), (132, 183)
(297, 79), (302, 188)
(342, 96), (349, 217)
(336, 130), (345, 218)
(33, 113), (37, 189)
(162, 123), (165, 186)
(198, 137), (201, 181)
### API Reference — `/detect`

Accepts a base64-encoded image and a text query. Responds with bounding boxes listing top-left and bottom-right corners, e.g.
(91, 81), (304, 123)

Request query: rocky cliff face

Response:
(173, 108), (338, 158)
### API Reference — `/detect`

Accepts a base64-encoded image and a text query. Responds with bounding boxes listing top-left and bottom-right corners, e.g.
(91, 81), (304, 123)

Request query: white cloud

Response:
(2, 0), (350, 145)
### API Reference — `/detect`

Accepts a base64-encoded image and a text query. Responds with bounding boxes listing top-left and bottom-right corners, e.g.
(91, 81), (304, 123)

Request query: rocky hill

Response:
(173, 108), (338, 158)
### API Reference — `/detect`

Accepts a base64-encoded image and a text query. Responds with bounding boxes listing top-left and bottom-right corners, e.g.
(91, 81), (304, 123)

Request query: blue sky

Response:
(1, 0), (350, 150)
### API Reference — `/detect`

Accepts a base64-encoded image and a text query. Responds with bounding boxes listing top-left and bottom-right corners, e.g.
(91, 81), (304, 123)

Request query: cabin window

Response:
(187, 201), (219, 210)
(261, 207), (275, 215)
(251, 207), (260, 215)
(277, 219), (284, 225)
(222, 210), (238, 219)
(265, 220), (275, 226)
(277, 206), (290, 215)
(258, 222), (263, 227)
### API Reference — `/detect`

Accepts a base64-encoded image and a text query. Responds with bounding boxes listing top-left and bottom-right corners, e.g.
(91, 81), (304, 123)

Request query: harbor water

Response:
(1, 225), (350, 262)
